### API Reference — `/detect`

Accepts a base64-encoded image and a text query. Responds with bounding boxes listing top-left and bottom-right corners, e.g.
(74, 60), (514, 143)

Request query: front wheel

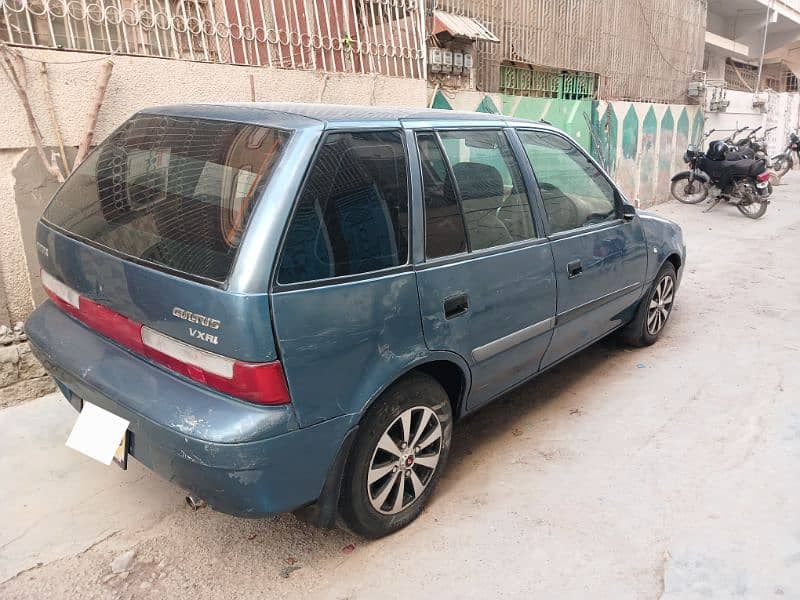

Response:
(773, 154), (793, 178)
(670, 176), (708, 204)
(340, 373), (453, 538)
(621, 263), (677, 347)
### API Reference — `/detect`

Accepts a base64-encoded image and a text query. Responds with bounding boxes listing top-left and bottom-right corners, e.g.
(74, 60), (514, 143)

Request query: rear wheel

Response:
(340, 373), (453, 538)
(670, 176), (707, 204)
(737, 198), (768, 219)
(622, 263), (677, 347)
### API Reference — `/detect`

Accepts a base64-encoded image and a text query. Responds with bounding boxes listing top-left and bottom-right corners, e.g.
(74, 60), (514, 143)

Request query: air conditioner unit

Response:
(709, 99), (730, 112)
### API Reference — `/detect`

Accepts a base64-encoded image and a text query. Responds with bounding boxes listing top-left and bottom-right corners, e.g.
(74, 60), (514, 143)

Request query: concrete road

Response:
(2, 174), (799, 599)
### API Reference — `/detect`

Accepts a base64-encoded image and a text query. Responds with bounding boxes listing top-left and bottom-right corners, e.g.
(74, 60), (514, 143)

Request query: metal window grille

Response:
(432, 0), (706, 104)
(0, 0), (426, 77)
(499, 64), (596, 99)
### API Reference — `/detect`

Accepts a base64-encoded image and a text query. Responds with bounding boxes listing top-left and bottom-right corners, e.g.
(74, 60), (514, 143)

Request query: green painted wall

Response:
(675, 108), (690, 175)
(638, 107), (657, 201)
(501, 96), (593, 151)
(657, 108), (675, 201)
(433, 88), (702, 207)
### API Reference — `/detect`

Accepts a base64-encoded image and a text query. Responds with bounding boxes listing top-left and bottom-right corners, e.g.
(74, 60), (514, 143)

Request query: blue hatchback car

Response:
(27, 103), (685, 538)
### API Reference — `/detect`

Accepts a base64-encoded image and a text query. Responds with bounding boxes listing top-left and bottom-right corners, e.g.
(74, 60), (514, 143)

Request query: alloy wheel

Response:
(367, 406), (443, 515)
(647, 275), (674, 335)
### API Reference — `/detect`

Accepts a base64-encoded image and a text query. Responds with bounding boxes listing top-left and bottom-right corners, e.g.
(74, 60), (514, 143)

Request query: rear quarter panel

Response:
(271, 271), (431, 428)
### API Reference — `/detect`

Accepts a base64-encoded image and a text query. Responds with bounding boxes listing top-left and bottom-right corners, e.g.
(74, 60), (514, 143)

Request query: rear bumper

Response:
(26, 301), (355, 516)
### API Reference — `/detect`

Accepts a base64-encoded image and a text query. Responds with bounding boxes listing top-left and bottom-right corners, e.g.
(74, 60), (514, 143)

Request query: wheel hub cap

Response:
(646, 274), (674, 336)
(367, 406), (443, 515)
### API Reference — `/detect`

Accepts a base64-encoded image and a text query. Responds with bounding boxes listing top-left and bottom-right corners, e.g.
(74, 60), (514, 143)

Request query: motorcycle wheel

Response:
(670, 176), (707, 204)
(737, 198), (768, 219)
(773, 154), (792, 178)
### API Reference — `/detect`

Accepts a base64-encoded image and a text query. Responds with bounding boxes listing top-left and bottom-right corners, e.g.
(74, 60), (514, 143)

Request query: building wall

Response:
(0, 47), (427, 326)
(432, 0), (707, 103)
(704, 89), (800, 155)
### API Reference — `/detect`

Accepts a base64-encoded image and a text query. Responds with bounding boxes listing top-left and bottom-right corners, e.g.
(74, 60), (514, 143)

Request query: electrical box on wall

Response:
(463, 53), (473, 70)
(442, 49), (453, 74)
(453, 51), (463, 75)
(429, 47), (442, 73)
(687, 81), (704, 97)
(752, 92), (768, 111)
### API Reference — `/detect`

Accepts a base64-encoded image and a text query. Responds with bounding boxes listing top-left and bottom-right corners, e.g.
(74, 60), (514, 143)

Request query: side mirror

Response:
(621, 204), (636, 222)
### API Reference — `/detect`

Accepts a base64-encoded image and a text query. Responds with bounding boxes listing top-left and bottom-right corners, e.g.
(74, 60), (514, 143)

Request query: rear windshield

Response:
(43, 114), (290, 284)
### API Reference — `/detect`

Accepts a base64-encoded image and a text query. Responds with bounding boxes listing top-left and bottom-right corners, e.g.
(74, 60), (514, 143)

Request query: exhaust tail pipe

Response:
(186, 495), (207, 511)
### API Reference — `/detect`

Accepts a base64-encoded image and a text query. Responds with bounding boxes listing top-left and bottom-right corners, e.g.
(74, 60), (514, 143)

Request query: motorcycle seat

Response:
(698, 157), (766, 185)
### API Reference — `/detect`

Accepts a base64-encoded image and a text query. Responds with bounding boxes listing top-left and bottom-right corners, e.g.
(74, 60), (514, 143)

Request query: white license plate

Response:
(66, 402), (130, 468)
(756, 181), (768, 188)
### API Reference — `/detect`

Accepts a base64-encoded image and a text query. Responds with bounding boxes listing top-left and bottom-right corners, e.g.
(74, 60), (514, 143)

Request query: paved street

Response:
(2, 174), (799, 600)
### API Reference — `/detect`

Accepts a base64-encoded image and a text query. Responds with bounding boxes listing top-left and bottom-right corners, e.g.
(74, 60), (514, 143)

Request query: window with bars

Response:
(499, 65), (597, 100)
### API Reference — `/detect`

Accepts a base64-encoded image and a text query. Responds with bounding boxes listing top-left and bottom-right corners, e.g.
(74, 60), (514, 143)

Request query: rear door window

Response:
(277, 130), (409, 285)
(43, 114), (290, 284)
(416, 132), (468, 259)
(438, 130), (535, 251)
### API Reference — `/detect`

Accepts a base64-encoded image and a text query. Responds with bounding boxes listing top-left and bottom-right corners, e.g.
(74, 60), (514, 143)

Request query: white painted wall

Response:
(704, 89), (800, 156)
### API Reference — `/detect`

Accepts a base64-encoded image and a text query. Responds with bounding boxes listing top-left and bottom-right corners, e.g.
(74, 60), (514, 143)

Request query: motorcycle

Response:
(772, 130), (800, 178)
(670, 137), (772, 219)
(728, 126), (778, 191)
(730, 126), (776, 167)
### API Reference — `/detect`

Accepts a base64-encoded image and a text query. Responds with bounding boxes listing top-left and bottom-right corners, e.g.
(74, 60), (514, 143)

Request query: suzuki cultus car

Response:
(27, 104), (686, 538)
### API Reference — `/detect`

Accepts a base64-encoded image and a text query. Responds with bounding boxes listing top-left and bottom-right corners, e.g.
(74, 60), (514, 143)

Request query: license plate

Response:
(756, 181), (768, 188)
(66, 402), (130, 468)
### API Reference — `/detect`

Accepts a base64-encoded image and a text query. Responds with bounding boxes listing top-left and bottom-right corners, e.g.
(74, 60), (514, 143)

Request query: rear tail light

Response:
(40, 270), (290, 405)
(756, 171), (771, 182)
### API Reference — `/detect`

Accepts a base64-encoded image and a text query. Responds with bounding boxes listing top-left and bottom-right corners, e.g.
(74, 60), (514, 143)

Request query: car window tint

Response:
(518, 130), (617, 234)
(416, 133), (468, 259)
(438, 130), (535, 251)
(277, 131), (408, 285)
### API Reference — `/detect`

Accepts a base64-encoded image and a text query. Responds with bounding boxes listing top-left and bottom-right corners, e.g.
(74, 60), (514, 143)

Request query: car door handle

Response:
(444, 294), (469, 320)
(567, 259), (583, 278)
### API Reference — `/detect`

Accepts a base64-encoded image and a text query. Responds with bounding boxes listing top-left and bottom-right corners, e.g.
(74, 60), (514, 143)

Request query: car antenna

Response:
(539, 118), (552, 125)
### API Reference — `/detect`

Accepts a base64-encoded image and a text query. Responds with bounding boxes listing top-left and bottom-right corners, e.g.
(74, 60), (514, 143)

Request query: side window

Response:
(518, 130), (618, 234)
(416, 133), (468, 259)
(438, 130), (536, 252)
(277, 131), (408, 285)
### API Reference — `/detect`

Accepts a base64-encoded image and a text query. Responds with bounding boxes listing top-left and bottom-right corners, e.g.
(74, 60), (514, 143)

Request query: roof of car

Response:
(140, 102), (544, 130)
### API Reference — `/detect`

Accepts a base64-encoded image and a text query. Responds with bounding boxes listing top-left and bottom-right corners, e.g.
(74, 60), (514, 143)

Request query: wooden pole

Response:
(0, 47), (65, 183)
(72, 59), (114, 171)
(39, 62), (71, 174)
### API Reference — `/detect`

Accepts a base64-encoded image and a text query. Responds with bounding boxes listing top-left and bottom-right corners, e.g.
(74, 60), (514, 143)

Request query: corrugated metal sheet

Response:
(432, 10), (501, 43)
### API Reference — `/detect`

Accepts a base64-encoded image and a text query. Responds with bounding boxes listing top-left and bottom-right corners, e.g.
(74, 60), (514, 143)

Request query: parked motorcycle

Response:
(670, 138), (772, 219)
(772, 130), (800, 178)
(730, 126), (776, 166)
(728, 126), (778, 191)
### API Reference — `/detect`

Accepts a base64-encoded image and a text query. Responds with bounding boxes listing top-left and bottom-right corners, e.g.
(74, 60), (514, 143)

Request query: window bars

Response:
(0, 0), (426, 78)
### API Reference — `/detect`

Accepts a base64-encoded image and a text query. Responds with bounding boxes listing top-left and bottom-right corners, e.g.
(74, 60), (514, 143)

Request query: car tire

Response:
(622, 263), (677, 347)
(339, 373), (453, 539)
